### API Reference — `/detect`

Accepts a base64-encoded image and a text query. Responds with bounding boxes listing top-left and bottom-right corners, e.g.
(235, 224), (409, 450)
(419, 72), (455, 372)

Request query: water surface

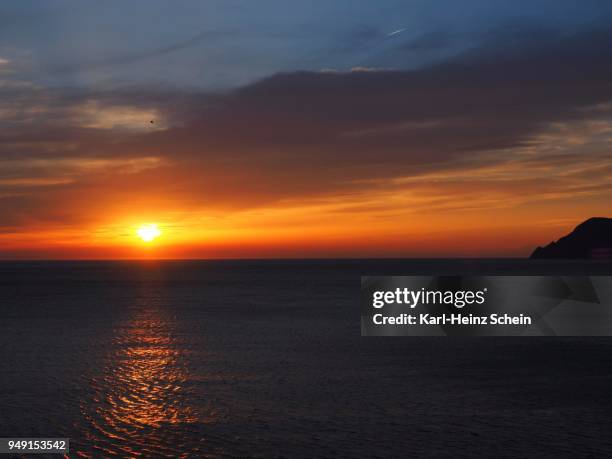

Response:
(1, 260), (612, 457)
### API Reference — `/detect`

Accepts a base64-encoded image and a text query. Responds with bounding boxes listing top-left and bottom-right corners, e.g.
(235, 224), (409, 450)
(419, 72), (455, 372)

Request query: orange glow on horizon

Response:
(0, 174), (607, 260)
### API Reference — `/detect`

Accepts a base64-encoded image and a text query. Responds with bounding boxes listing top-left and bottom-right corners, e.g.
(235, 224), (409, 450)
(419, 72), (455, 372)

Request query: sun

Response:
(136, 224), (161, 242)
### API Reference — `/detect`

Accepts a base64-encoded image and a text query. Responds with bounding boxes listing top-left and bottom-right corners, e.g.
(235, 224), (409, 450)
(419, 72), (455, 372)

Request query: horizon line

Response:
(0, 256), (588, 263)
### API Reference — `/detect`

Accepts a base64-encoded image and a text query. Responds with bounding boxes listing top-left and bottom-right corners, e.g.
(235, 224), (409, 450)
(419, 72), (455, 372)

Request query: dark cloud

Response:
(2, 25), (612, 229)
(125, 26), (612, 181)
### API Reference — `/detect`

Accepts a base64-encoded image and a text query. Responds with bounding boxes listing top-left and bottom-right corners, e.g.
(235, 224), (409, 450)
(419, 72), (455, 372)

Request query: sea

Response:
(1, 259), (612, 458)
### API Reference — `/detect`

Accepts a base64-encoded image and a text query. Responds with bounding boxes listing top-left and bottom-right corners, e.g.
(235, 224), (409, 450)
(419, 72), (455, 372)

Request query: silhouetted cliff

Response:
(531, 218), (612, 259)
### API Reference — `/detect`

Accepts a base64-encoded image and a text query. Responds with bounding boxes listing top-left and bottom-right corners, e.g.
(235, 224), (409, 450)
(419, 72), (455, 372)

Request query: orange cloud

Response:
(2, 29), (612, 258)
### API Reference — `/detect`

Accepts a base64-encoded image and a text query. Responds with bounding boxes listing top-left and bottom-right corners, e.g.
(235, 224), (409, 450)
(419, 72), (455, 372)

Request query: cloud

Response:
(43, 29), (230, 75)
(71, 101), (168, 131)
(1, 25), (612, 240)
(398, 30), (454, 52)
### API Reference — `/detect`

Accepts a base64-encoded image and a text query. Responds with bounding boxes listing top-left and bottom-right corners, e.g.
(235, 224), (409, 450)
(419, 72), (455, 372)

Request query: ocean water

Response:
(1, 260), (612, 458)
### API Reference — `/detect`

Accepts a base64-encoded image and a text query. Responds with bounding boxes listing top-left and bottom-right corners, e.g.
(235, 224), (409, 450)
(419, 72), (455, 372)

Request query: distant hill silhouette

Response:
(531, 217), (612, 259)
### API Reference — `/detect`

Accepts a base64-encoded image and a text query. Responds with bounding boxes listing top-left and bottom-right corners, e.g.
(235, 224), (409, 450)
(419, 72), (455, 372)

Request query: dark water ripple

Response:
(1, 260), (612, 457)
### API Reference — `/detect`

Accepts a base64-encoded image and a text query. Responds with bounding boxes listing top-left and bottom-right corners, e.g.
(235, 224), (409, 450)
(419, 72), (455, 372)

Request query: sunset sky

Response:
(1, 0), (612, 258)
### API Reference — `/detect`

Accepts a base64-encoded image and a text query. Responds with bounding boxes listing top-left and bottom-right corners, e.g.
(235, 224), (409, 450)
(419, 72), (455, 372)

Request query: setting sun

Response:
(137, 224), (161, 243)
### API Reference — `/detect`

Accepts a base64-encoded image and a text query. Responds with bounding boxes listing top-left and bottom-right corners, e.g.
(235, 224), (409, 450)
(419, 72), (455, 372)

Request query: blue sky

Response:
(2, 0), (611, 89)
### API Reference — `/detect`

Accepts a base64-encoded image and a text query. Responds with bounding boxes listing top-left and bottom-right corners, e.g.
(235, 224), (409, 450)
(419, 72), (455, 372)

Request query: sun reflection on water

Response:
(79, 290), (205, 457)
(103, 326), (197, 430)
